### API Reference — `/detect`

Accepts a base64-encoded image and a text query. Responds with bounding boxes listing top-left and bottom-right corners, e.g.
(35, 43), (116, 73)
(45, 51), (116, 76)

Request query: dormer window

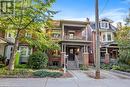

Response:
(100, 22), (109, 29)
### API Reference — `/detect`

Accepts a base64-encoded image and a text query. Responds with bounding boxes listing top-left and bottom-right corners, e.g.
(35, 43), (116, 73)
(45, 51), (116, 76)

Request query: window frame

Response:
(100, 21), (109, 29)
(19, 46), (32, 57)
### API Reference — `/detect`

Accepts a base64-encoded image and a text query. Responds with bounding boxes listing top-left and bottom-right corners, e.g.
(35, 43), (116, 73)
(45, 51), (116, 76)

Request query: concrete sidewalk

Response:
(0, 70), (130, 87)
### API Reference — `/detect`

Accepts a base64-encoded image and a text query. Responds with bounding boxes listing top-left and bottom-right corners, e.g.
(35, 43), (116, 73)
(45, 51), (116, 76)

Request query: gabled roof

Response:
(0, 37), (14, 44)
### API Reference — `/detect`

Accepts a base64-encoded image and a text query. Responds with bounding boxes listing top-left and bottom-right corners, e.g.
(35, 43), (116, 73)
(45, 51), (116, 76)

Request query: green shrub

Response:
(100, 63), (111, 70)
(0, 64), (5, 68)
(100, 62), (116, 70)
(112, 65), (120, 70)
(79, 64), (88, 70)
(118, 49), (130, 65)
(28, 51), (48, 69)
(47, 66), (62, 70)
(33, 70), (63, 78)
(112, 63), (130, 72)
(15, 64), (28, 68)
(0, 55), (6, 64)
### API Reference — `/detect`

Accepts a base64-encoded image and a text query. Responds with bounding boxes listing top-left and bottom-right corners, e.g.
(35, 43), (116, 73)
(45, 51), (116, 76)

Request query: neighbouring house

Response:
(0, 31), (14, 61)
(0, 30), (33, 64)
(0, 18), (118, 69)
(90, 18), (118, 64)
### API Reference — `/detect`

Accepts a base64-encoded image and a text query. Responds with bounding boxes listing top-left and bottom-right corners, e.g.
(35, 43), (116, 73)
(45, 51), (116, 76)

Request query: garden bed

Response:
(0, 68), (73, 78)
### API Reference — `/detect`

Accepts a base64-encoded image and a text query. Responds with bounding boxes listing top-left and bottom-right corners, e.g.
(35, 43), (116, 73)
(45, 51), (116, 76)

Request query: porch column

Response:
(83, 45), (89, 67)
(61, 44), (64, 66)
(61, 44), (67, 66)
(104, 47), (110, 64)
(62, 24), (64, 40)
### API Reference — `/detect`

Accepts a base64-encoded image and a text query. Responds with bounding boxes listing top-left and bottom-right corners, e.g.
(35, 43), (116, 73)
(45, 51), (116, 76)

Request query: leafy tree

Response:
(116, 26), (130, 65)
(116, 9), (130, 65)
(0, 0), (57, 70)
(125, 8), (130, 26)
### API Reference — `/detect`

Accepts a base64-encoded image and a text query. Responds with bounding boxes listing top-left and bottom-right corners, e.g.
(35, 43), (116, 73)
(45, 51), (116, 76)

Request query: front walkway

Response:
(0, 70), (130, 87)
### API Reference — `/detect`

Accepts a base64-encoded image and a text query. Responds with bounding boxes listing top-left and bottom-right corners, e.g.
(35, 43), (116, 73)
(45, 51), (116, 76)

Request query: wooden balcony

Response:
(63, 36), (87, 41)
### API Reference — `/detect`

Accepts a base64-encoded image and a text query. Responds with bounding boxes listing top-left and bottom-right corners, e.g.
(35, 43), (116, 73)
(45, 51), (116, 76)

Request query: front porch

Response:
(100, 44), (119, 64)
(60, 41), (93, 69)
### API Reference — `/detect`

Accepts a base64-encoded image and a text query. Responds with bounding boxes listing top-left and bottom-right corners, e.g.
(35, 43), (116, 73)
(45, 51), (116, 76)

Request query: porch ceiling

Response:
(64, 26), (85, 30)
(60, 40), (92, 46)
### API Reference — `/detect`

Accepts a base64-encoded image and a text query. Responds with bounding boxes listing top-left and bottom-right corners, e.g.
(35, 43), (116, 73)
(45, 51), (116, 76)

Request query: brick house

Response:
(48, 18), (118, 69)
(47, 20), (93, 69)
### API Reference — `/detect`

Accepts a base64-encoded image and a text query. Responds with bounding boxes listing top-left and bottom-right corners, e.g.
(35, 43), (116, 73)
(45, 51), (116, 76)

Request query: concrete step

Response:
(67, 61), (79, 70)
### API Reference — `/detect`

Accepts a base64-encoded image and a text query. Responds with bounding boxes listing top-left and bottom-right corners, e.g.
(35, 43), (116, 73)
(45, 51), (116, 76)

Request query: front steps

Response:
(67, 61), (79, 70)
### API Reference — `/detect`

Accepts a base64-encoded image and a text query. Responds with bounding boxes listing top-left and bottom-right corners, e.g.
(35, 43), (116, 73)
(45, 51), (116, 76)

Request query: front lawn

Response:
(0, 67), (63, 78)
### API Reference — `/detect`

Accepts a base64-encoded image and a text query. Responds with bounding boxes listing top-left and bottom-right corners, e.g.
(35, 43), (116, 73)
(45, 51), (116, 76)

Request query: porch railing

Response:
(64, 36), (86, 40)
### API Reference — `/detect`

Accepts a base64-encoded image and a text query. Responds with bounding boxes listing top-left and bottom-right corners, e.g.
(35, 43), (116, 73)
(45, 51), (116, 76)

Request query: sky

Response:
(52, 0), (130, 25)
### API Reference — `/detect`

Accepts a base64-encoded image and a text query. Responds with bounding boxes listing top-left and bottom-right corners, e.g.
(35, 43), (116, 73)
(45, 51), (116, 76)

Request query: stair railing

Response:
(75, 55), (80, 68)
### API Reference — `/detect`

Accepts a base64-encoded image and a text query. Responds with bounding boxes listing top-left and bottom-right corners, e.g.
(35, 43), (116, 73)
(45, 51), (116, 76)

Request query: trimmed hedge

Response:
(33, 70), (63, 78)
(28, 51), (48, 69)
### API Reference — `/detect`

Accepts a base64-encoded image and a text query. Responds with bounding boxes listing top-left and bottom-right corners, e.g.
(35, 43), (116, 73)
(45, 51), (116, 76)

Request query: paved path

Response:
(69, 70), (93, 80)
(0, 70), (130, 87)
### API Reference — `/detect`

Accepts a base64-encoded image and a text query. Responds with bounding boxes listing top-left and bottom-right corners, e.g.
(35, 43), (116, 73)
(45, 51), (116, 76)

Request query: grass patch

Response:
(0, 68), (63, 78)
(0, 68), (33, 78)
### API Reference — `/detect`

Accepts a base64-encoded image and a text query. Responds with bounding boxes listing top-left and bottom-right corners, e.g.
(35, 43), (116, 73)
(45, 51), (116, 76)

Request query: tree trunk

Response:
(8, 30), (20, 70)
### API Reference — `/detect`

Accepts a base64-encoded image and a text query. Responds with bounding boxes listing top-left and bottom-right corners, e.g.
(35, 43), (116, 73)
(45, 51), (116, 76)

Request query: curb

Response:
(110, 70), (130, 76)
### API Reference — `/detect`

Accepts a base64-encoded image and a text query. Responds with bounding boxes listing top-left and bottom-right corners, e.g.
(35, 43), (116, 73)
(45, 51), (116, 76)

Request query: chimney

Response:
(86, 18), (90, 24)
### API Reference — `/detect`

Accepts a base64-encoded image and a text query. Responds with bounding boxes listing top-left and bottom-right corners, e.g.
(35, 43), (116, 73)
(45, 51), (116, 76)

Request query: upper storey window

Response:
(100, 22), (109, 29)
(51, 29), (61, 39)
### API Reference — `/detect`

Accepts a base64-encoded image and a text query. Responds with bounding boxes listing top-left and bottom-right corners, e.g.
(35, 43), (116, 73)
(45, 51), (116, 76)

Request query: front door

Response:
(68, 48), (75, 61)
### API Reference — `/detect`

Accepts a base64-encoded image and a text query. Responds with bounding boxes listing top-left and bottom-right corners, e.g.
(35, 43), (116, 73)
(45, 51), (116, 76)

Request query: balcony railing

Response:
(64, 36), (86, 40)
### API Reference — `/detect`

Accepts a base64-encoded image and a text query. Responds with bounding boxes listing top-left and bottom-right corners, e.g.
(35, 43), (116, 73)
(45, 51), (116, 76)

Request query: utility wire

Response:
(100, 0), (109, 14)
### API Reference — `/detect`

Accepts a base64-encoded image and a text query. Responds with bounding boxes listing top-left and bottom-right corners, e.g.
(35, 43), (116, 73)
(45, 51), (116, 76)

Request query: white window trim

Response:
(102, 32), (113, 42)
(19, 46), (32, 57)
